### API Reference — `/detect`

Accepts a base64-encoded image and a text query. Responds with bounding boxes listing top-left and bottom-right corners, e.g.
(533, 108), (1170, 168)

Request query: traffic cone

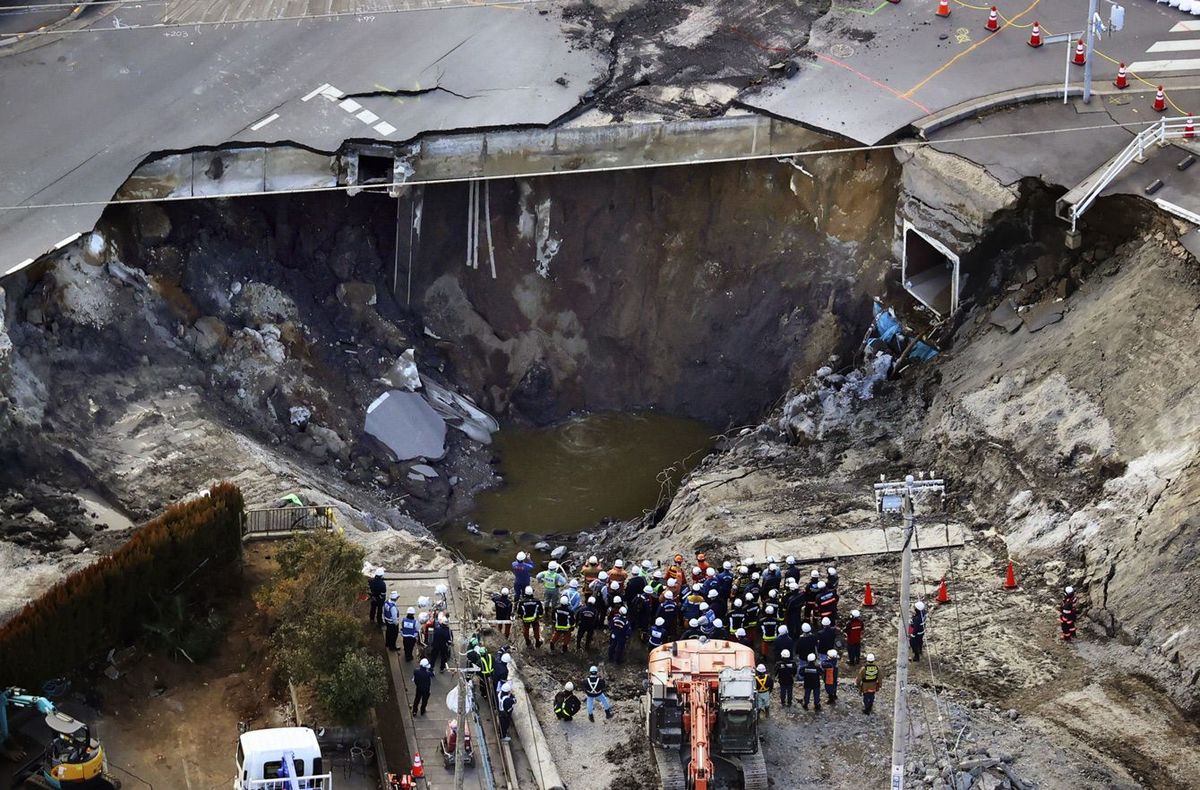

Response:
(1003, 561), (1018, 589)
(936, 577), (950, 603)
(1187, 116), (1196, 139)
(411, 751), (424, 778)
(984, 6), (999, 31)
(1073, 39), (1086, 66)
(863, 583), (876, 607)
(1027, 21), (1042, 47)
(1154, 86), (1167, 112)
(1113, 63), (1128, 89)
(936, 0), (950, 17)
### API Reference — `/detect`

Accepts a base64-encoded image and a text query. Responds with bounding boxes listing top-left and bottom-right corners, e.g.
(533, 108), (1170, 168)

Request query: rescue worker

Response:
(822, 649), (839, 704)
(728, 597), (746, 635)
(783, 555), (801, 583)
(797, 621), (817, 662)
(608, 605), (631, 664)
(581, 556), (602, 584)
(826, 566), (839, 595)
(775, 649), (798, 708)
(681, 617), (702, 639)
(817, 617), (839, 654)
(785, 581), (807, 635)
(816, 579), (839, 624)
(511, 552), (534, 596)
(753, 663), (773, 717)
(589, 570), (610, 601)
(909, 601), (926, 661)
(607, 558), (628, 589)
(665, 555), (687, 589)
(716, 561), (735, 599)
(710, 617), (729, 641)
(552, 595), (576, 653)
(498, 682), (516, 741)
(493, 653), (511, 698)
(843, 609), (864, 665)
(382, 591), (401, 650)
(400, 606), (420, 662)
(577, 596), (601, 650)
(428, 614), (452, 673)
(1060, 586), (1078, 641)
(649, 617), (667, 648)
(856, 653), (881, 714)
(554, 682), (582, 722)
(774, 624), (794, 662)
(412, 658), (434, 716)
(475, 645), (496, 701)
(695, 551), (710, 577)
(491, 587), (513, 639)
(536, 562), (568, 614)
(734, 628), (753, 649)
(368, 567), (387, 626)
(659, 590), (678, 636)
(743, 595), (761, 642)
(583, 666), (614, 721)
(1062, 585), (1078, 613)
(800, 652), (823, 712)
(707, 588), (727, 620)
(519, 587), (544, 648)
(564, 579), (583, 613)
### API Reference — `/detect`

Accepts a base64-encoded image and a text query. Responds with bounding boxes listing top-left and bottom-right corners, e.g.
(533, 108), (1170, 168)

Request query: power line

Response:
(0, 115), (1177, 215)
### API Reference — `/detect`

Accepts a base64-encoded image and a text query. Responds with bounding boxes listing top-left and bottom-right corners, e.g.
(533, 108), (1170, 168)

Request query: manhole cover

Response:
(829, 43), (855, 58)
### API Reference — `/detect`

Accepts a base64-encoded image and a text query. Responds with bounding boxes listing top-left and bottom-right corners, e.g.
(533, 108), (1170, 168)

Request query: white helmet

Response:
(417, 596), (431, 608)
(713, 618), (723, 628)
(706, 567), (717, 577)
(764, 605), (775, 614)
(738, 565), (749, 574)
(501, 653), (511, 663)
(915, 601), (926, 611)
(610, 581), (619, 590)
(501, 682), (512, 693)
(811, 570), (820, 578)
(692, 566), (702, 576)
(642, 560), (654, 570)
(420, 658), (431, 667)
(613, 596), (622, 605)
(406, 606), (416, 615)
(667, 578), (677, 587)
(588, 555), (598, 564)
(851, 609), (861, 618)
(821, 617), (831, 626)
(866, 653), (876, 662)
(781, 649), (791, 659)
(615, 559), (624, 568)
(619, 606), (627, 614)
(723, 561), (732, 570)
(767, 556), (777, 564)
(828, 649), (838, 659)
(560, 595), (570, 605)
(769, 563), (778, 571)
(707, 589), (718, 599)
(828, 567), (838, 576)
(599, 570), (609, 580)
(524, 586), (534, 595)
(767, 589), (778, 599)
(374, 568), (385, 577)
(1065, 586), (1074, 594)
(733, 598), (743, 608)
(565, 681), (574, 691)
(699, 602), (710, 612)
(589, 665), (599, 674)
(664, 590), (674, 600)
(807, 653), (817, 662)
(736, 628), (747, 637)
(516, 551), (527, 561)
(435, 584), (448, 596)
(548, 561), (559, 570)
(801, 623), (812, 633)
(689, 618), (699, 627)
(570, 579), (580, 588)
(786, 556), (796, 564)
(756, 664), (767, 673)
(588, 596), (597, 604)
(500, 587), (510, 596)
(778, 625), (788, 635)
(817, 581), (826, 590)
(655, 617), (665, 626)
(751, 572), (761, 580)
(389, 591), (400, 600)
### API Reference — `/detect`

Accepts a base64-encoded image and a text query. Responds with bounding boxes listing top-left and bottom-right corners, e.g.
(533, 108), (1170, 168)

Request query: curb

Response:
(0, 0), (119, 57)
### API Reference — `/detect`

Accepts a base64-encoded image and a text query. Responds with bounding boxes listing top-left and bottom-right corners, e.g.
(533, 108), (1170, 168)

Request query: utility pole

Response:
(454, 668), (468, 789)
(874, 473), (946, 790)
(1083, 0), (1100, 103)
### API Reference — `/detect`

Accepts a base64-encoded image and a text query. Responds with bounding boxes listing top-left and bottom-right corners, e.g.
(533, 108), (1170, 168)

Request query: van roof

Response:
(239, 727), (321, 757)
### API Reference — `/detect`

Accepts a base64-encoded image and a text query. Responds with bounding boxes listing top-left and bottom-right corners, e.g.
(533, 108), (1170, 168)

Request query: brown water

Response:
(442, 412), (714, 570)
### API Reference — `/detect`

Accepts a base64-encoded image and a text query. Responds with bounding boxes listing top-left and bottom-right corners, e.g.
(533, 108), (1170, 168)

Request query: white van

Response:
(234, 727), (332, 789)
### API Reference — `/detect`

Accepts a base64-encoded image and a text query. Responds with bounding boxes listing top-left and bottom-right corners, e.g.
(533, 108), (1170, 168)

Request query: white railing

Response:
(1066, 116), (1196, 231)
(241, 774), (333, 790)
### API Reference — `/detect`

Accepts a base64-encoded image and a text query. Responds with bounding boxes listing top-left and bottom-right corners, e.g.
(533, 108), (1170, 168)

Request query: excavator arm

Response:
(684, 682), (714, 790)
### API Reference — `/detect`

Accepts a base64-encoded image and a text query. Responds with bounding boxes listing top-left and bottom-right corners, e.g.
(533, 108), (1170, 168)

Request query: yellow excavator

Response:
(1, 688), (120, 789)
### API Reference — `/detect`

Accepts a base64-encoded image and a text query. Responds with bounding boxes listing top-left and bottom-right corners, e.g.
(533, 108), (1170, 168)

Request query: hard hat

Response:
(664, 590), (674, 599)
(374, 568), (385, 577)
(828, 649), (839, 658)
(565, 682), (574, 691)
(787, 579), (799, 589)
(666, 578), (677, 587)
(768, 589), (778, 598)
(699, 602), (709, 612)
(807, 653), (817, 662)
(817, 581), (826, 590)
(811, 570), (820, 578)
(786, 556), (796, 564)
(418, 612), (429, 623)
(778, 625), (788, 635)
(769, 563), (778, 571)
(598, 570), (609, 580)
(915, 601), (926, 611)
(617, 606), (625, 615)
(642, 560), (653, 570)
(436, 583), (448, 596)
(828, 566), (838, 576)
(570, 579), (579, 588)
(655, 617), (664, 626)
(588, 596), (597, 604)
(851, 609), (861, 618)
(525, 585), (534, 595)
(821, 617), (831, 626)
(500, 587), (509, 595)
(756, 664), (767, 673)
(674, 554), (684, 564)
(610, 581), (619, 590)
(736, 628), (747, 637)
(751, 572), (760, 580)
(723, 561), (732, 570)
(560, 595), (569, 605)
(1065, 586), (1074, 594)
(420, 658), (431, 667)
(613, 596), (622, 605)
(692, 566), (702, 576)
(738, 565), (749, 574)
(801, 623), (812, 633)
(713, 618), (723, 628)
(764, 605), (775, 614)
(707, 589), (718, 598)
(615, 559), (624, 568)
(501, 682), (512, 693)
(653, 570), (663, 579)
(418, 596), (431, 608)
(588, 555), (598, 564)
(706, 567), (716, 577)
(689, 618), (699, 627)
(501, 653), (511, 663)
(589, 665), (599, 674)
(732, 598), (742, 607)
(517, 551), (527, 561)
(781, 649), (791, 658)
(766, 555), (776, 564)
(866, 653), (876, 662)
(407, 606), (416, 615)
(389, 591), (400, 600)
(548, 561), (559, 570)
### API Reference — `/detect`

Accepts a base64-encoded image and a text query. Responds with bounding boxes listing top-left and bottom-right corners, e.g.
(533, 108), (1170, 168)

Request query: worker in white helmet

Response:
(554, 681), (581, 721)
(368, 567), (387, 626)
(910, 601), (927, 661)
(775, 649), (798, 707)
(856, 653), (882, 714)
(512, 551), (534, 597)
(844, 608), (865, 665)
(581, 555), (602, 584)
(753, 663), (773, 717)
(497, 682), (516, 740)
(584, 665), (615, 721)
(800, 652), (823, 711)
(822, 649), (841, 704)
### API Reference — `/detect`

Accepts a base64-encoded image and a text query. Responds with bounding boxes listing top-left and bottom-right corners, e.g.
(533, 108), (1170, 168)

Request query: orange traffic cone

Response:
(984, 6), (999, 31)
(863, 583), (876, 607)
(1113, 63), (1128, 89)
(1187, 116), (1196, 139)
(936, 0), (950, 17)
(1153, 86), (1167, 112)
(936, 577), (950, 604)
(1072, 39), (1086, 66)
(411, 751), (424, 778)
(1027, 21), (1042, 48)
(1003, 561), (1018, 589)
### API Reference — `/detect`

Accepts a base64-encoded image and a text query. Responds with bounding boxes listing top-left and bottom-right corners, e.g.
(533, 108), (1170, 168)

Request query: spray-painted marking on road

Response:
(1147, 39), (1200, 53)
(302, 82), (404, 138)
(1125, 57), (1200, 73)
(1170, 20), (1200, 33)
(250, 113), (279, 130)
(954, 27), (971, 44)
(834, 1), (890, 17)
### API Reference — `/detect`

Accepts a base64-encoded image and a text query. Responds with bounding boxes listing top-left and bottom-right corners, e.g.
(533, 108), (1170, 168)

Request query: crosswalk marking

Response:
(1170, 20), (1200, 32)
(1147, 39), (1200, 52)
(1126, 57), (1200, 72)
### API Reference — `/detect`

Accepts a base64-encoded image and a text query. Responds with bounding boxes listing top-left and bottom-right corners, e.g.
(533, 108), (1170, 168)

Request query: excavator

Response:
(644, 639), (767, 790)
(1, 688), (120, 789)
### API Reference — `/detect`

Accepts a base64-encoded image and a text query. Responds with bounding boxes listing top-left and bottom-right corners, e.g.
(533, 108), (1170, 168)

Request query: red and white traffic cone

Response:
(936, 0), (951, 17)
(985, 5), (999, 31)
(1028, 21), (1043, 47)
(1073, 39), (1086, 66)
(1153, 86), (1167, 112)
(1113, 63), (1128, 89)
(1187, 116), (1196, 139)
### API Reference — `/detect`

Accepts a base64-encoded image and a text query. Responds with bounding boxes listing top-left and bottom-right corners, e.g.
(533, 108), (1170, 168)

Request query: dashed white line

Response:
(1170, 20), (1200, 32)
(1147, 39), (1200, 53)
(339, 98), (362, 113)
(321, 85), (345, 100)
(250, 113), (280, 130)
(301, 83), (331, 102)
(356, 109), (379, 124)
(1127, 57), (1200, 73)
(374, 121), (397, 136)
(53, 232), (81, 250)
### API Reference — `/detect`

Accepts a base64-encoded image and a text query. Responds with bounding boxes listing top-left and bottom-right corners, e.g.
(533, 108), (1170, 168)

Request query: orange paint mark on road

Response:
(815, 53), (932, 114)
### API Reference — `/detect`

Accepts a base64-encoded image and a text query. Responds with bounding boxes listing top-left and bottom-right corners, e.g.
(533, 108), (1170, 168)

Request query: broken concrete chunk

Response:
(191, 316), (229, 358)
(410, 463), (438, 478)
(381, 349), (422, 391)
(364, 390), (447, 461)
(989, 299), (1022, 334)
(422, 377), (498, 444)
(131, 203), (172, 246)
(336, 281), (378, 310)
(550, 545), (567, 559)
(1020, 302), (1064, 333)
(235, 282), (298, 326)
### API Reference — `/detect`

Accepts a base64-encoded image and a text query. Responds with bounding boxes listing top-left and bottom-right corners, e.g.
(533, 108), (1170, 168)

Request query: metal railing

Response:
(1063, 116), (1196, 232)
(242, 774), (333, 790)
(243, 506), (335, 539)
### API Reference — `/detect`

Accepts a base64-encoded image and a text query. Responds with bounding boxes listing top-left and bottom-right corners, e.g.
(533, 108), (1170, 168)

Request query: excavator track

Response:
(651, 746), (687, 790)
(739, 749), (768, 790)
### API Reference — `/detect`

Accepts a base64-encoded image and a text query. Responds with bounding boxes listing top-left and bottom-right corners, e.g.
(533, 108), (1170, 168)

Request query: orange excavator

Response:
(643, 639), (767, 790)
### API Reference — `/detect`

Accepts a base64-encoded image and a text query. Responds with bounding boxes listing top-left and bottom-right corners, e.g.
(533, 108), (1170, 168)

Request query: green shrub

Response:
(315, 648), (388, 725)
(272, 608), (365, 683)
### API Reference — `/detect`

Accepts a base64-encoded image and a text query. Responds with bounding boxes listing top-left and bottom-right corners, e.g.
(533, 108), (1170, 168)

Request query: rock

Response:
(191, 316), (228, 359)
(550, 545), (567, 559)
(534, 541), (551, 551)
(955, 771), (974, 790)
(289, 406), (312, 427)
(381, 349), (422, 392)
(131, 203), (172, 245)
(309, 424), (349, 462)
(336, 281), (378, 310)
(410, 464), (438, 478)
(977, 772), (1003, 790)
(960, 758), (1000, 771)
(60, 531), (85, 552)
(235, 282), (298, 326)
(1006, 708), (1018, 720)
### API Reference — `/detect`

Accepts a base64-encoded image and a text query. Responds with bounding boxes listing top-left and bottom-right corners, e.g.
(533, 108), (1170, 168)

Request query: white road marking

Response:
(374, 121), (397, 136)
(1170, 20), (1200, 32)
(250, 113), (280, 130)
(356, 109), (379, 124)
(3, 257), (36, 276)
(53, 232), (81, 250)
(301, 83), (330, 102)
(1147, 39), (1200, 52)
(1127, 58), (1200, 73)
(339, 98), (362, 113)
(321, 85), (345, 100)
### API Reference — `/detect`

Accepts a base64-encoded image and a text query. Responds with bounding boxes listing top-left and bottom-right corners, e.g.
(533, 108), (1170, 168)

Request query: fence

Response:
(243, 506), (336, 540)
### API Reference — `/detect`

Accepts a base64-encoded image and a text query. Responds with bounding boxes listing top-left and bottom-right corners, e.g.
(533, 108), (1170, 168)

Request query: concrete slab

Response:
(192, 149), (266, 197)
(364, 390), (447, 462)
(265, 148), (338, 191)
(737, 523), (967, 564)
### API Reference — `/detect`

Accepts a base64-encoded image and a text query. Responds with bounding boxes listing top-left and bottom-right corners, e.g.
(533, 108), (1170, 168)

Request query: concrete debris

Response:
(381, 349), (422, 391)
(1019, 301), (1064, 333)
(190, 316), (229, 359)
(234, 281), (298, 326)
(336, 281), (378, 310)
(422, 377), (498, 445)
(410, 464), (438, 478)
(777, 351), (893, 441)
(988, 299), (1022, 333)
(364, 390), (447, 461)
(289, 406), (312, 427)
(549, 545), (567, 560)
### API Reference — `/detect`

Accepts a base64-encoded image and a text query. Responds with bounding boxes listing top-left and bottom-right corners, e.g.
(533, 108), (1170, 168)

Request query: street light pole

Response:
(1083, 0), (1100, 103)
(874, 473), (946, 790)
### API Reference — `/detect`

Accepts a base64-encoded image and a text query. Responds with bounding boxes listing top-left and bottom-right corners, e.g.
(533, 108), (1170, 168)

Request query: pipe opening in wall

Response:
(902, 220), (960, 317)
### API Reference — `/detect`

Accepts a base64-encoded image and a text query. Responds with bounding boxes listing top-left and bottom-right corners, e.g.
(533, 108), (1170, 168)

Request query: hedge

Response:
(0, 482), (244, 687)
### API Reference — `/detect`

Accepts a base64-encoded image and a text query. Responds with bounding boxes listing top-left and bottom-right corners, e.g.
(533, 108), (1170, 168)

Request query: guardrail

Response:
(242, 506), (335, 540)
(242, 774), (333, 789)
(1059, 116), (1195, 232)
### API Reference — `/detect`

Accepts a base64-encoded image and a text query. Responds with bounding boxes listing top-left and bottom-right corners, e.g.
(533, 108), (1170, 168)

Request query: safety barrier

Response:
(243, 506), (336, 540)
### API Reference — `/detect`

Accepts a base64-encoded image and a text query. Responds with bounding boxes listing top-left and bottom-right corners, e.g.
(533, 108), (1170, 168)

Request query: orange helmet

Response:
(674, 554), (684, 564)
(696, 552), (706, 561)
